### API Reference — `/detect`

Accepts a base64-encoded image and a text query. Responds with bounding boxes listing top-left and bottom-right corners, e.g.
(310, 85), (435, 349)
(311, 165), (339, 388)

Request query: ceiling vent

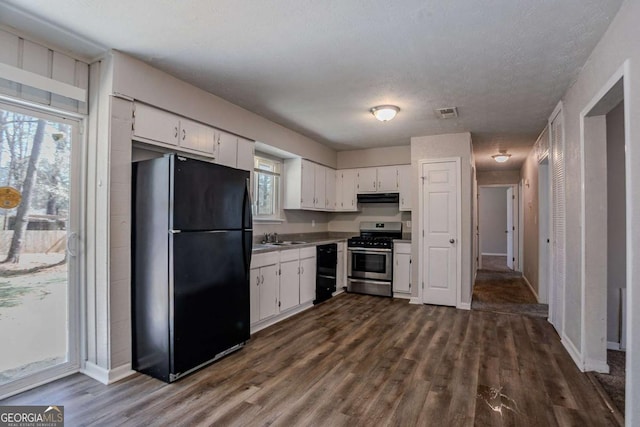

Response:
(434, 107), (458, 119)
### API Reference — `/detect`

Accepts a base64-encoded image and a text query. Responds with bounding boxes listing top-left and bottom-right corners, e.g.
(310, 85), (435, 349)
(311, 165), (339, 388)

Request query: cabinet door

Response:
(341, 169), (357, 211)
(393, 253), (411, 294)
(179, 118), (215, 154)
(250, 267), (260, 324)
(398, 165), (412, 211)
(259, 264), (279, 320)
(299, 256), (316, 304)
(314, 165), (326, 209)
(336, 248), (345, 291)
(325, 168), (336, 211)
(301, 160), (316, 209)
(217, 131), (238, 168)
(236, 137), (255, 172)
(356, 168), (377, 193)
(279, 259), (300, 311)
(133, 103), (179, 146)
(377, 166), (398, 192)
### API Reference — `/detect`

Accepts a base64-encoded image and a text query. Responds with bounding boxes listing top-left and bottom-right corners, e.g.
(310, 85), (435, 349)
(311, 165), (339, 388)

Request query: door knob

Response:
(449, 238), (455, 244)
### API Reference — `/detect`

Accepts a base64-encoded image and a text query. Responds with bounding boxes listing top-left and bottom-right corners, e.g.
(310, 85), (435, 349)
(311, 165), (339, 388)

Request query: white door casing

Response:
(420, 159), (460, 307)
(507, 187), (514, 269)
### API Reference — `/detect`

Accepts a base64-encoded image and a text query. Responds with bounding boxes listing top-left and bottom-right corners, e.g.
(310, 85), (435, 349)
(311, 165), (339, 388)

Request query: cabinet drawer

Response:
(279, 248), (300, 263)
(394, 243), (411, 254)
(299, 246), (316, 259)
(251, 252), (279, 269)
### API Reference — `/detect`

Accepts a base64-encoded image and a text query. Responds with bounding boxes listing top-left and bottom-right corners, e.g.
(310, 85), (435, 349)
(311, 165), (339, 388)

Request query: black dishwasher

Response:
(314, 243), (337, 304)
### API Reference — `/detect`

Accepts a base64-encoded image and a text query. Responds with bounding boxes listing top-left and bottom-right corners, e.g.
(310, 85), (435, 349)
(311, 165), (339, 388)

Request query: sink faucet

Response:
(262, 233), (279, 244)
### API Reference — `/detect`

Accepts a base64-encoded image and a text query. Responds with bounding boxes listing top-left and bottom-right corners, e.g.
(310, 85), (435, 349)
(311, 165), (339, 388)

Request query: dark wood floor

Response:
(1, 294), (616, 426)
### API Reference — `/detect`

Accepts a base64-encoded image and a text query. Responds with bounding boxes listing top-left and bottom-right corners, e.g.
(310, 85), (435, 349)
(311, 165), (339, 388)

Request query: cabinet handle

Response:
(261, 275), (264, 284)
(301, 266), (304, 274)
(256, 275), (260, 285)
(174, 126), (178, 138)
(182, 128), (186, 140)
(298, 266), (300, 275)
(373, 180), (376, 188)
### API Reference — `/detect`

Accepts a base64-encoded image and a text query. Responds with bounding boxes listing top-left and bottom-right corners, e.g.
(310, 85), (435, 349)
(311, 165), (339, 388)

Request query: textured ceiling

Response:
(0, 0), (623, 170)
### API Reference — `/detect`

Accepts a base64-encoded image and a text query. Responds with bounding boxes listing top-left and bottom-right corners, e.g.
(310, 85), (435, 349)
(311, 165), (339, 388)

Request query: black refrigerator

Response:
(132, 154), (252, 382)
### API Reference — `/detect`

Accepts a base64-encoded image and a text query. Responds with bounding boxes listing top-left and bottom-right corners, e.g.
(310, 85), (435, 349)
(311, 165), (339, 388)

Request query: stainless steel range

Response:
(347, 222), (402, 297)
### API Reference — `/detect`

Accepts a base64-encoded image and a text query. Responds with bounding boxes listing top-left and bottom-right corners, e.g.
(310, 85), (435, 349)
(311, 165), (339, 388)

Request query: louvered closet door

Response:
(550, 110), (566, 334)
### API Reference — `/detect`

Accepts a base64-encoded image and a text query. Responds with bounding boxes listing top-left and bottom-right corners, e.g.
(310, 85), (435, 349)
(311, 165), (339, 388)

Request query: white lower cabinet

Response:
(279, 249), (301, 311)
(393, 242), (411, 295)
(336, 242), (345, 293)
(251, 246), (318, 329)
(250, 252), (279, 323)
(299, 248), (317, 304)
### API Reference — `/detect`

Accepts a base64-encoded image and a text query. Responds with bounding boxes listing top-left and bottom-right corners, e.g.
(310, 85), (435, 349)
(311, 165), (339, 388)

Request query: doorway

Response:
(0, 101), (82, 399)
(580, 68), (629, 417)
(478, 185), (519, 272)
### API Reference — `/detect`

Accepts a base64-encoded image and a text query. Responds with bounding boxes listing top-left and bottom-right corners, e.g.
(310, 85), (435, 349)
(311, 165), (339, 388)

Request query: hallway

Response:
(472, 256), (548, 318)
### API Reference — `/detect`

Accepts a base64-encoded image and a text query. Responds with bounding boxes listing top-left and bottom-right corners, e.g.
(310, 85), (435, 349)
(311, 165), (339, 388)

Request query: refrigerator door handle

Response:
(243, 177), (253, 229)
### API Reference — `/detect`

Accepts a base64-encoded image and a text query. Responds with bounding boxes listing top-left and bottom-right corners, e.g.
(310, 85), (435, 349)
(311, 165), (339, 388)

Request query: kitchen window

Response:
(253, 155), (282, 220)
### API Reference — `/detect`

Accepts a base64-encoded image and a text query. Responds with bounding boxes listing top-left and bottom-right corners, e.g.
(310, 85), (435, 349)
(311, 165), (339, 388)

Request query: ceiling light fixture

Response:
(370, 105), (400, 122)
(492, 151), (512, 163)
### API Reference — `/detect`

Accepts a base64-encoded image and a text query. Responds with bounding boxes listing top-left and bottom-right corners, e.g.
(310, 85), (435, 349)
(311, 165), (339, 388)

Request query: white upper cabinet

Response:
(336, 169), (357, 211)
(325, 168), (336, 211)
(398, 165), (412, 211)
(132, 102), (254, 170)
(236, 137), (255, 172)
(377, 166), (399, 192)
(133, 103), (179, 146)
(179, 118), (215, 154)
(216, 130), (238, 168)
(284, 158), (336, 211)
(314, 164), (326, 209)
(356, 168), (378, 193)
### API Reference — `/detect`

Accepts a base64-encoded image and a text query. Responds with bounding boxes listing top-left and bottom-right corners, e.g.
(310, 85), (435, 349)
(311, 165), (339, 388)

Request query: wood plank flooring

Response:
(1, 294), (616, 426)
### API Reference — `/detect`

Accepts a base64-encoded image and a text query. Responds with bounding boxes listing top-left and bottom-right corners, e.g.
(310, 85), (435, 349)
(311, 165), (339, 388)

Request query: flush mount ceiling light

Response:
(492, 150), (512, 163)
(370, 105), (400, 122)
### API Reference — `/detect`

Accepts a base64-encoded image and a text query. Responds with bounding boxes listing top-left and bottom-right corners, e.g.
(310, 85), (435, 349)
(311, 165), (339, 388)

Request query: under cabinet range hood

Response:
(357, 193), (400, 204)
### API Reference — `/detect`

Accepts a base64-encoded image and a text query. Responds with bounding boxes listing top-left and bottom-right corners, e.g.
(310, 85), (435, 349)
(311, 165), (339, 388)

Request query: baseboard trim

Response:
(409, 297), (422, 305)
(561, 333), (584, 371)
(522, 275), (539, 301)
(250, 302), (313, 334)
(82, 362), (135, 385)
(481, 253), (507, 257)
(457, 302), (471, 311)
(607, 341), (623, 351)
(584, 357), (609, 374)
(393, 292), (411, 300)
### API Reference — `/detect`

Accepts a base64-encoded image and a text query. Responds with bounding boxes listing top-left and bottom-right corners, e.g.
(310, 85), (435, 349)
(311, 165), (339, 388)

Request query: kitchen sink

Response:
(265, 241), (308, 246)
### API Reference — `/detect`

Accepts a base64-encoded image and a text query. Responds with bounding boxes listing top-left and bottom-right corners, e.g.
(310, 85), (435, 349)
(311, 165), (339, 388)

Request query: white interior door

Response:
(506, 187), (514, 269)
(538, 160), (550, 303)
(421, 160), (458, 307)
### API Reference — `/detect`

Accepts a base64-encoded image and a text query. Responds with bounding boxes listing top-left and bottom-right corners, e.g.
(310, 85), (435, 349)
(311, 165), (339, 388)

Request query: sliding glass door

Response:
(0, 101), (82, 398)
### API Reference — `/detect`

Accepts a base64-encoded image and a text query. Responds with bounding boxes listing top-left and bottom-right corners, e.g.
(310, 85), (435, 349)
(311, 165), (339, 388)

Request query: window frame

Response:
(252, 153), (284, 222)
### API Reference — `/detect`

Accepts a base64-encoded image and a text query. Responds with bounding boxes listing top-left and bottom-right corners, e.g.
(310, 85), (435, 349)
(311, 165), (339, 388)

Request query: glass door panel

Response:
(0, 104), (79, 394)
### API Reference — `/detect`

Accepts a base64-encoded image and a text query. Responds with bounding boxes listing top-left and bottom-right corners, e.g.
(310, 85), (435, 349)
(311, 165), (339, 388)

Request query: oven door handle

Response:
(348, 278), (392, 285)
(347, 248), (392, 253)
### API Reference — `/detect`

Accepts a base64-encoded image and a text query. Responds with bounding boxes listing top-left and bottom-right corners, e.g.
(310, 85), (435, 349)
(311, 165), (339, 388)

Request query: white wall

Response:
(410, 132), (474, 305)
(337, 146), (410, 169)
(520, 140), (542, 298)
(479, 187), (508, 255)
(607, 101), (626, 344)
(476, 169), (520, 185)
(553, 0), (639, 421)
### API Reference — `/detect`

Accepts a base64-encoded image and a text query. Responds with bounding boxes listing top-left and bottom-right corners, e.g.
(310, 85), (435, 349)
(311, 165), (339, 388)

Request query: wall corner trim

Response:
(81, 361), (135, 385)
(409, 297), (422, 305)
(457, 302), (471, 311)
(561, 334), (584, 371)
